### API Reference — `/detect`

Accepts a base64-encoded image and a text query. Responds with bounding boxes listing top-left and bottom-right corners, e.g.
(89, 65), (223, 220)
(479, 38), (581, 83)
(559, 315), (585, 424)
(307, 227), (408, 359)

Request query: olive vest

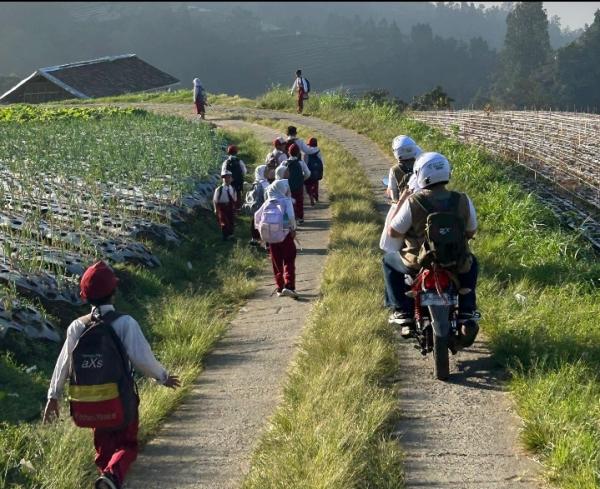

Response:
(400, 188), (473, 273)
(391, 160), (414, 195)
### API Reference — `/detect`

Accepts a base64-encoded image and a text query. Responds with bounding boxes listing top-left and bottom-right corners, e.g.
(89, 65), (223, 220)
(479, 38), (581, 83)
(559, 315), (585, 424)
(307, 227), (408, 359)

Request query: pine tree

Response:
(494, 2), (553, 108)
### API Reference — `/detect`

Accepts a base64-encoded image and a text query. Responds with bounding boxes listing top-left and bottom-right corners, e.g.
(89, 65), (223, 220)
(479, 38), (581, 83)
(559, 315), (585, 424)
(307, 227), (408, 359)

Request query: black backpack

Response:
(69, 310), (138, 431)
(306, 152), (323, 181)
(284, 158), (304, 192)
(225, 156), (244, 185)
(413, 191), (467, 269)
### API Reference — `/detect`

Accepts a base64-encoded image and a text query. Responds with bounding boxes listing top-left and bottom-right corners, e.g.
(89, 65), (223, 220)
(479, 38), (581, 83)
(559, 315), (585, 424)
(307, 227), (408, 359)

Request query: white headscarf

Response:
(266, 179), (290, 201)
(193, 78), (202, 86)
(255, 164), (267, 182)
(275, 164), (288, 181)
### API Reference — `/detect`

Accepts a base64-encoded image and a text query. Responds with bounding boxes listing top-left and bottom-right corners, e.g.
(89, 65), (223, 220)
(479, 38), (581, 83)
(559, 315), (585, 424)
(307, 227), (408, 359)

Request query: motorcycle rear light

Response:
(422, 269), (451, 291)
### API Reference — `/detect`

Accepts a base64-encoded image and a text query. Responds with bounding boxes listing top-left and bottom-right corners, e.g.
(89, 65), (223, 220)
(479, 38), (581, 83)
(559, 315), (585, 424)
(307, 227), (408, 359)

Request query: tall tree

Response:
(493, 2), (553, 108)
(555, 10), (600, 111)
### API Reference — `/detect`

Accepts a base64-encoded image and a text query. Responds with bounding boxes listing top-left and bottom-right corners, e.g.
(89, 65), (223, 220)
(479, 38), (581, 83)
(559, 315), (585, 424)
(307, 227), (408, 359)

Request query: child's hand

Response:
(164, 375), (181, 389)
(43, 398), (60, 423)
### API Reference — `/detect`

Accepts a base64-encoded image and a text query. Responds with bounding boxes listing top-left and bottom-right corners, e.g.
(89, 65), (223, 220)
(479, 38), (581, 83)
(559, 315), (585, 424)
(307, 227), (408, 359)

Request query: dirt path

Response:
(126, 113), (331, 488)
(129, 104), (542, 488)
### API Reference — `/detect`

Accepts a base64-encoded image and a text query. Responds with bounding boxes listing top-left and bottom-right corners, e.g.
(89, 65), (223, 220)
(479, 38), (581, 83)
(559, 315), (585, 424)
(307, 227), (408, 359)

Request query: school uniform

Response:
(284, 155), (311, 221)
(304, 149), (324, 202)
(213, 183), (237, 238)
(47, 304), (169, 487)
(291, 76), (308, 113)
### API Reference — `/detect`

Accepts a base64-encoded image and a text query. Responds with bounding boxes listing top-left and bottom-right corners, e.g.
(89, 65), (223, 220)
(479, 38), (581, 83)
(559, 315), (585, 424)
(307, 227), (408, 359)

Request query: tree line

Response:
(0, 2), (597, 111)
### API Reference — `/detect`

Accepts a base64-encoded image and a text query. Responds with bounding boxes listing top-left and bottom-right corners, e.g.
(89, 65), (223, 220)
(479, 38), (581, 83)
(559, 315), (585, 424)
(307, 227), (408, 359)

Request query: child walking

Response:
(245, 164), (269, 246)
(221, 145), (247, 212)
(43, 261), (180, 489)
(283, 143), (311, 224)
(213, 170), (238, 241)
(304, 137), (324, 205)
(254, 180), (299, 299)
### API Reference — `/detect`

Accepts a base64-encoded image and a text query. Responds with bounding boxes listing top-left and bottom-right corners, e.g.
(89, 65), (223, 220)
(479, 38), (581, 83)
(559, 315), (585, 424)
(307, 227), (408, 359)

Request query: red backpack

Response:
(69, 311), (138, 430)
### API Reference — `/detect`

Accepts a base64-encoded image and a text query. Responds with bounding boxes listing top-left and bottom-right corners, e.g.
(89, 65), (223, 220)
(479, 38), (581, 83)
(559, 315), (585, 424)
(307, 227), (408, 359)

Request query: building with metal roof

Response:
(0, 54), (179, 104)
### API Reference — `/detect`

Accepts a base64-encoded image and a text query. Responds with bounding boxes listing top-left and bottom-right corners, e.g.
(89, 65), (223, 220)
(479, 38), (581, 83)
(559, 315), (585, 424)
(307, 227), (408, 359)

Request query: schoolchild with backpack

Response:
(284, 126), (320, 158)
(283, 143), (311, 224)
(221, 145), (247, 211)
(264, 137), (287, 184)
(254, 179), (299, 299)
(290, 69), (310, 114)
(385, 152), (480, 337)
(304, 137), (324, 205)
(43, 261), (180, 489)
(213, 170), (238, 241)
(244, 165), (269, 246)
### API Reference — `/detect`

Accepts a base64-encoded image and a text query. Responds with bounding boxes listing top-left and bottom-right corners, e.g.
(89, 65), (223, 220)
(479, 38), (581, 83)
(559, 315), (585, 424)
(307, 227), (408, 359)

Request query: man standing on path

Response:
(291, 69), (309, 114)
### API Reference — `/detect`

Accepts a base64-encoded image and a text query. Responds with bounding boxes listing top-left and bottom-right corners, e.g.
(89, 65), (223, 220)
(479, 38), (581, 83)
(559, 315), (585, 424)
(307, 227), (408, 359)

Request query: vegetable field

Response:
(411, 109), (600, 250)
(0, 105), (223, 345)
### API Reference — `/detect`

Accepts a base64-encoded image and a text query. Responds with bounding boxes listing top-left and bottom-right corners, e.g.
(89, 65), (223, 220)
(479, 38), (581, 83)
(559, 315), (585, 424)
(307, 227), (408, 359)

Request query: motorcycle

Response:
(405, 266), (479, 380)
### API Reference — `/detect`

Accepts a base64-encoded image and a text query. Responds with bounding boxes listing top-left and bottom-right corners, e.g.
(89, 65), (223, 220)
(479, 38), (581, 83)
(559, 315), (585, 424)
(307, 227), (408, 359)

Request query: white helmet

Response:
(415, 152), (451, 189)
(392, 135), (421, 161)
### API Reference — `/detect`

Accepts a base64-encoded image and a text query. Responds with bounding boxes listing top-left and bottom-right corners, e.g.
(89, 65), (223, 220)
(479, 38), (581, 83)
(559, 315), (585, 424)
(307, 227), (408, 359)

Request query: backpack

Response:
(242, 182), (265, 215)
(304, 78), (311, 93)
(413, 192), (467, 270)
(69, 311), (138, 431)
(284, 158), (304, 192)
(306, 152), (323, 181)
(255, 200), (288, 244)
(225, 156), (243, 185)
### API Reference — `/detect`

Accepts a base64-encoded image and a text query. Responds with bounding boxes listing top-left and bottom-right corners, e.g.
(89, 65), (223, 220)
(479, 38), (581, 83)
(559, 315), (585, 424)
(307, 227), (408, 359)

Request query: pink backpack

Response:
(254, 200), (287, 243)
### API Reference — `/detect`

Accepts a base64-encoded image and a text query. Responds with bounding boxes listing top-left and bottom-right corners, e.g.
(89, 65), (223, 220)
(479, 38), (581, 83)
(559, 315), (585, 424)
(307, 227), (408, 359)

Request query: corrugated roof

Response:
(0, 54), (179, 103)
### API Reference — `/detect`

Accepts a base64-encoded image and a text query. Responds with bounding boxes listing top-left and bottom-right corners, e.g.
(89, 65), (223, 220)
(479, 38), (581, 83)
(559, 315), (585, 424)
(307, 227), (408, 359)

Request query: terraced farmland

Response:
(411, 109), (600, 250)
(0, 105), (223, 343)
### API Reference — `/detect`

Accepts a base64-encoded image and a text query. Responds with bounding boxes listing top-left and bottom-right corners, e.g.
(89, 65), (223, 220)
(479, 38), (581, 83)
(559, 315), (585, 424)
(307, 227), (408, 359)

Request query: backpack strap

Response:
(412, 193), (435, 215)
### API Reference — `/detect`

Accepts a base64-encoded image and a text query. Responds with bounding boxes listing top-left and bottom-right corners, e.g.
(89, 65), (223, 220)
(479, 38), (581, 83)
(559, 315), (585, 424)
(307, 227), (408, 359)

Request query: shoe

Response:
(95, 473), (120, 489)
(281, 287), (299, 299)
(249, 239), (259, 247)
(275, 288), (283, 297)
(298, 219), (304, 224)
(388, 311), (416, 338)
(458, 310), (481, 322)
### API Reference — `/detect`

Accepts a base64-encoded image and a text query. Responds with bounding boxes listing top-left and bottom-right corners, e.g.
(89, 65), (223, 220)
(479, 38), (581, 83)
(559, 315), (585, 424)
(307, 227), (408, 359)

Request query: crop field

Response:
(410, 110), (600, 249)
(0, 105), (223, 347)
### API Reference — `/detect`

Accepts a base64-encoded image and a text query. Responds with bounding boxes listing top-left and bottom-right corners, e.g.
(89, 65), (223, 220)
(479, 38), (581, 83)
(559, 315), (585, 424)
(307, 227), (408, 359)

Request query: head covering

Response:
(308, 137), (318, 147)
(266, 179), (290, 201)
(80, 261), (118, 301)
(254, 164), (267, 182)
(227, 145), (238, 155)
(288, 143), (300, 157)
(193, 78), (202, 86)
(273, 137), (285, 148)
(221, 170), (232, 177)
(275, 165), (288, 180)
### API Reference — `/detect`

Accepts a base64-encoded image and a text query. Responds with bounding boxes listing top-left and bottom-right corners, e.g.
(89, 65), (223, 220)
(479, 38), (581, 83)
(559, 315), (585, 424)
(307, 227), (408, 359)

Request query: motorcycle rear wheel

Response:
(433, 334), (450, 380)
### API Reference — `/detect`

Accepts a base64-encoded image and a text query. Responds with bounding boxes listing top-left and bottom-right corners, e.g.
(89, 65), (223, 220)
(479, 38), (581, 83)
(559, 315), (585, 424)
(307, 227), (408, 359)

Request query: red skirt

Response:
(216, 202), (235, 236)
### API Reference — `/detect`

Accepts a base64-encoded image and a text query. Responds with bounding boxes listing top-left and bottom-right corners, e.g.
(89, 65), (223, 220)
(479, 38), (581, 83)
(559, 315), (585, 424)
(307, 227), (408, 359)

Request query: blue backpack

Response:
(306, 152), (323, 181)
(304, 78), (311, 93)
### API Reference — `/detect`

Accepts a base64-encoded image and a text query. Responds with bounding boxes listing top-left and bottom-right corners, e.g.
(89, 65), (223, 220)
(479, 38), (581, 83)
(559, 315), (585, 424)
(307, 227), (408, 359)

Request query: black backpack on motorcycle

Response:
(413, 191), (467, 270)
(69, 310), (138, 431)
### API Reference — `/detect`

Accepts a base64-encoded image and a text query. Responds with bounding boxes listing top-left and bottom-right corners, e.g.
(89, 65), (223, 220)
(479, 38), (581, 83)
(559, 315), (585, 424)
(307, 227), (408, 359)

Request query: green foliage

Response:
(409, 85), (454, 110)
(0, 127), (268, 488)
(0, 105), (142, 122)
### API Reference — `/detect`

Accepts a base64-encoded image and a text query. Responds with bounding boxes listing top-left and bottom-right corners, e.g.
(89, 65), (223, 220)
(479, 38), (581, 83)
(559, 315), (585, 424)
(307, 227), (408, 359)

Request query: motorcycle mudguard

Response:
(428, 305), (451, 337)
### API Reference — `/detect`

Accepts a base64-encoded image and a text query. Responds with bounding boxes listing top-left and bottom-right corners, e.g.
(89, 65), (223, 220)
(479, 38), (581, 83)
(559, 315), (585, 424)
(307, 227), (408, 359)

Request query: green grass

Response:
(0, 127), (269, 488)
(236, 119), (403, 489)
(249, 89), (600, 489)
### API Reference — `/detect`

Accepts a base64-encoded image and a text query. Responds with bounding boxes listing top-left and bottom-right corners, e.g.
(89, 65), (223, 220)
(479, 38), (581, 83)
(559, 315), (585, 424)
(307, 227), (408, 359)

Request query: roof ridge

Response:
(41, 54), (137, 73)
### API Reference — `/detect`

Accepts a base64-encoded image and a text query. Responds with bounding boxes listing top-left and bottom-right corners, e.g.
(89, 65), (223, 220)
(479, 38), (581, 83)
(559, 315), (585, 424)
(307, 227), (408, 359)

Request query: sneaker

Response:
(458, 310), (481, 322)
(95, 473), (120, 489)
(281, 287), (299, 299)
(388, 311), (414, 326)
(297, 219), (304, 225)
(275, 288), (283, 297)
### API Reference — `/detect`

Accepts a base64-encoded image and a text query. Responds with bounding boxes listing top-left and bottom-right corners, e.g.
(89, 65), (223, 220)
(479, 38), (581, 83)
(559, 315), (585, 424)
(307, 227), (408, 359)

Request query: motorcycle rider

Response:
(385, 152), (480, 339)
(386, 135), (422, 202)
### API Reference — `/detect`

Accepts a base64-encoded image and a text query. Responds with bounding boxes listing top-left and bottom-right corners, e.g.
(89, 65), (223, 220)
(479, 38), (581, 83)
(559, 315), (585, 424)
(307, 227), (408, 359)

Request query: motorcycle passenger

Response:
(386, 135), (422, 203)
(385, 152), (480, 338)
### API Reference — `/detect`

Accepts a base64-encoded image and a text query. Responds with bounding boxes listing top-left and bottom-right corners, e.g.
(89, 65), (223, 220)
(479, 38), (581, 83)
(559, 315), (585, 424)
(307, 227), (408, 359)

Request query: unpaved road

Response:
(126, 114), (331, 488)
(130, 104), (542, 488)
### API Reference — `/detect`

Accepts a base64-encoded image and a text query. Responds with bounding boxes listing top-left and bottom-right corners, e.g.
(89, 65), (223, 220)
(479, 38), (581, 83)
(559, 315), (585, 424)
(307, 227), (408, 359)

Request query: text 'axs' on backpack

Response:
(285, 158), (304, 192)
(69, 311), (138, 430)
(306, 152), (323, 181)
(413, 192), (467, 269)
(255, 200), (288, 244)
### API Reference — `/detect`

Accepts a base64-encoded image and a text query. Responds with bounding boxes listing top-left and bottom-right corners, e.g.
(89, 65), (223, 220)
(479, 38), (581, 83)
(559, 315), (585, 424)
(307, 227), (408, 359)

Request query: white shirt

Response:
(47, 304), (169, 400)
(220, 158), (247, 178)
(287, 137), (320, 157)
(213, 184), (237, 204)
(290, 77), (308, 94)
(390, 194), (478, 235)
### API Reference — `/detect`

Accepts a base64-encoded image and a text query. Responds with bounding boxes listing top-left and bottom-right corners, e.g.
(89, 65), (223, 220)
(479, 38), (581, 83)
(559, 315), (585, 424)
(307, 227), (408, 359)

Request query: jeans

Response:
(382, 252), (479, 314)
